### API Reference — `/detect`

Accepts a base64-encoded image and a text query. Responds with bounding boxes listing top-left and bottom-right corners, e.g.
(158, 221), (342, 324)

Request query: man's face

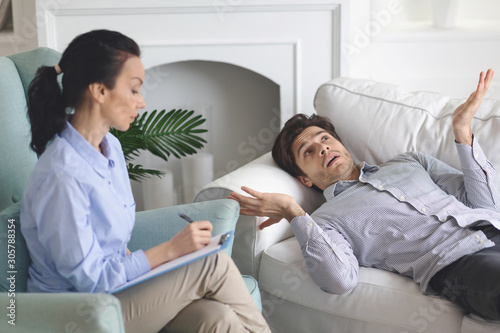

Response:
(291, 126), (359, 191)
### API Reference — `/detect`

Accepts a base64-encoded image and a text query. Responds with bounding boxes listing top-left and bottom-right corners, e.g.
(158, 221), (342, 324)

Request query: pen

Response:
(178, 213), (214, 233)
(178, 213), (194, 223)
(178, 213), (229, 246)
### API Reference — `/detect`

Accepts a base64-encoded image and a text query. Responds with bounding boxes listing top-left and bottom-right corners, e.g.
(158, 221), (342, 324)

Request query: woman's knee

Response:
(164, 298), (244, 332)
(206, 250), (234, 273)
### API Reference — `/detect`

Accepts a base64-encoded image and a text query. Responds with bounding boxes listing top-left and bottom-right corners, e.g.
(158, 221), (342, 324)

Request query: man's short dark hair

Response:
(272, 113), (341, 178)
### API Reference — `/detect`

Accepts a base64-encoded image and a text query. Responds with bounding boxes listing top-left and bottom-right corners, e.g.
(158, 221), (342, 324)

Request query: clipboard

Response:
(111, 231), (233, 294)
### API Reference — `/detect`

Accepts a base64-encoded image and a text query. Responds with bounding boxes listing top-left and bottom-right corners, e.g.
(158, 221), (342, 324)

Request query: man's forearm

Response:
(457, 138), (500, 211)
(290, 214), (359, 294)
(453, 127), (473, 146)
(282, 201), (306, 222)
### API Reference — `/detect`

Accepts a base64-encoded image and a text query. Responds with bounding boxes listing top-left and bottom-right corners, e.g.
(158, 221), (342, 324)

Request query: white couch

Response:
(195, 77), (500, 332)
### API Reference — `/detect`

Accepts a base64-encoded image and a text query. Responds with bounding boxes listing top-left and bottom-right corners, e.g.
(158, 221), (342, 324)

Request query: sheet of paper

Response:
(111, 231), (233, 293)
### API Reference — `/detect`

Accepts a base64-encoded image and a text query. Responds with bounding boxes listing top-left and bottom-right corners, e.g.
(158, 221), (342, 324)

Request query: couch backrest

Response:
(0, 56), (36, 213)
(0, 47), (61, 212)
(314, 77), (500, 191)
(0, 47), (61, 292)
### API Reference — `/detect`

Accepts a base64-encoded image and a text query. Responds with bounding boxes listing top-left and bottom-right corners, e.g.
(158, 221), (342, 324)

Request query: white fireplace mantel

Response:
(36, 0), (349, 121)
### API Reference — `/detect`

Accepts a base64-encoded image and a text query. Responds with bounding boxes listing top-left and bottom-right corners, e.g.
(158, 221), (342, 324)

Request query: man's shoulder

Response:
(386, 151), (437, 165)
(375, 152), (435, 176)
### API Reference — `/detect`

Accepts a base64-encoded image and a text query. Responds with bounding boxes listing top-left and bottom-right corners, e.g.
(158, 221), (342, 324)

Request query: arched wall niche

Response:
(132, 59), (280, 209)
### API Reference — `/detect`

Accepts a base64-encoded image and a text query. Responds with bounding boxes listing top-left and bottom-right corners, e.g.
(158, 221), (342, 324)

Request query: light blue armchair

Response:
(0, 47), (261, 332)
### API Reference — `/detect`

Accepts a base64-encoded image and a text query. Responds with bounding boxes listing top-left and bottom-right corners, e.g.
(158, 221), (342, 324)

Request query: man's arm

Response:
(417, 69), (498, 210)
(290, 213), (359, 294)
(451, 69), (499, 210)
(228, 187), (359, 294)
(412, 148), (499, 211)
(452, 69), (494, 146)
(456, 138), (499, 210)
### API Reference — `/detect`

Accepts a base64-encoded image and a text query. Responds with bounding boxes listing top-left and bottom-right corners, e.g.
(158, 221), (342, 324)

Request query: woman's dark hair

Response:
(27, 29), (141, 155)
(272, 113), (341, 178)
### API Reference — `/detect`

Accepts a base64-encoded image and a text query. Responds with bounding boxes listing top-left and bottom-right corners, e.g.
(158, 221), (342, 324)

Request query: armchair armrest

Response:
(0, 292), (124, 333)
(195, 152), (325, 279)
(128, 199), (239, 256)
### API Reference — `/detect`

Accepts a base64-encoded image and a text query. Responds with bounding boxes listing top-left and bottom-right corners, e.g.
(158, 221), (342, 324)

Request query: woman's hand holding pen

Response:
(144, 219), (212, 269)
(167, 220), (213, 259)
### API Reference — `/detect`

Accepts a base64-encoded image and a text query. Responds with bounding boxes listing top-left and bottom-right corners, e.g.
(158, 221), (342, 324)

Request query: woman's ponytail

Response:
(27, 65), (66, 156)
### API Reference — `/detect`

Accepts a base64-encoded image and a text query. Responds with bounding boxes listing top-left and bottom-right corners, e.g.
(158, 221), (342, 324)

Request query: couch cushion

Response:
(259, 237), (465, 333)
(314, 77), (500, 190)
(0, 202), (30, 292)
(462, 314), (500, 333)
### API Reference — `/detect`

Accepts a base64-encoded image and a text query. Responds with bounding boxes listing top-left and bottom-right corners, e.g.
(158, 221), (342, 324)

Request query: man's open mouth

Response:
(327, 155), (339, 167)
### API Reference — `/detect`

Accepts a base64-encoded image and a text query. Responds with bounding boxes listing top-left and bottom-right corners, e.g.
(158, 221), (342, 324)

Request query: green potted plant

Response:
(110, 108), (207, 181)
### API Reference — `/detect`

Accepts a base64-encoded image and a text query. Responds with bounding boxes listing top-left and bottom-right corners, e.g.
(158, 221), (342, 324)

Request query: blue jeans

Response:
(429, 224), (500, 320)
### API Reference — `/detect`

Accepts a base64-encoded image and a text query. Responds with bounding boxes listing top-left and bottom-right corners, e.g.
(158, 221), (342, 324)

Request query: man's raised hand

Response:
(453, 69), (494, 146)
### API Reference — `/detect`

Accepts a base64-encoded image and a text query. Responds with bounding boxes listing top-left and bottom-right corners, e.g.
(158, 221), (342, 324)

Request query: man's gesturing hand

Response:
(228, 186), (306, 230)
(453, 69), (494, 146)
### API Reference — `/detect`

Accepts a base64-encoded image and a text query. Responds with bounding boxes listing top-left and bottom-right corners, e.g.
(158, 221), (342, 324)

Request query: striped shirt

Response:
(290, 138), (500, 294)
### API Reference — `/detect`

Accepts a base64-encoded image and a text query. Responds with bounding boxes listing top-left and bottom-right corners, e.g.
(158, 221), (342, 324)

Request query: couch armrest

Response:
(0, 292), (124, 333)
(129, 199), (239, 256)
(195, 152), (325, 279)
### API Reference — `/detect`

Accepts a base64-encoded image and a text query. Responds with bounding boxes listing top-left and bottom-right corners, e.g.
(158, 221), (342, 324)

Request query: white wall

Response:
(347, 0), (500, 99)
(4, 0), (500, 99)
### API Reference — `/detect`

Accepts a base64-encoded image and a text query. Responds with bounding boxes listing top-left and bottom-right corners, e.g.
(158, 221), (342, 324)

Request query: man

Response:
(229, 69), (500, 320)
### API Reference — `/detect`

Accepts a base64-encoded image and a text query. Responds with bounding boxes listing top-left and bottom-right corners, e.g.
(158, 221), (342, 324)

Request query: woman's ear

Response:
(297, 175), (314, 188)
(88, 82), (107, 104)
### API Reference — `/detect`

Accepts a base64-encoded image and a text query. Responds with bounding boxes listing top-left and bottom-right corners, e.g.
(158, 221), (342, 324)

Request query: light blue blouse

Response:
(21, 122), (151, 293)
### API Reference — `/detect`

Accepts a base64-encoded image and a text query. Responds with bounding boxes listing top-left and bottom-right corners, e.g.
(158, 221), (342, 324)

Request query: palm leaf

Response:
(127, 163), (165, 182)
(111, 109), (208, 181)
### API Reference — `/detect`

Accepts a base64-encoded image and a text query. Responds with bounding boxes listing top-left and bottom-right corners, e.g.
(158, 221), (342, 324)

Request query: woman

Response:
(20, 29), (270, 333)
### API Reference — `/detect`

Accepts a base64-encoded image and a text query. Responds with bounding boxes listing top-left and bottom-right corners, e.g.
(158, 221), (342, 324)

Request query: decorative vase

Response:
(143, 168), (176, 209)
(181, 153), (214, 204)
